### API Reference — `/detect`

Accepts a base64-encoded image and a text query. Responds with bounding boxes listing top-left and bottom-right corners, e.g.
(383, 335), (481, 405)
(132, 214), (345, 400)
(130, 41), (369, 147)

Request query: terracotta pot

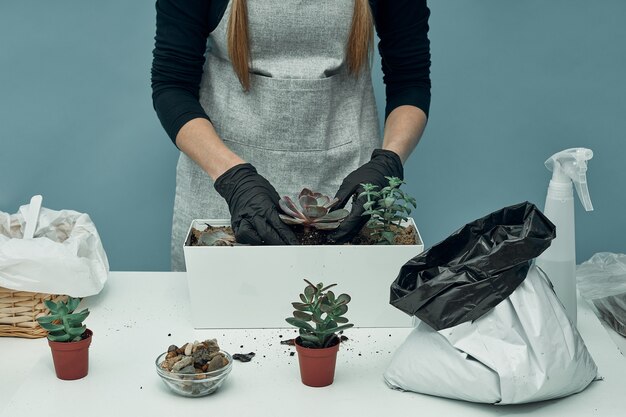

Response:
(48, 329), (93, 380)
(294, 336), (339, 387)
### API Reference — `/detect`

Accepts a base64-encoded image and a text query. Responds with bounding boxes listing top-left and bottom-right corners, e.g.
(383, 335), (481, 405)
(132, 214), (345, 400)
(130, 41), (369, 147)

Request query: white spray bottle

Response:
(535, 148), (594, 325)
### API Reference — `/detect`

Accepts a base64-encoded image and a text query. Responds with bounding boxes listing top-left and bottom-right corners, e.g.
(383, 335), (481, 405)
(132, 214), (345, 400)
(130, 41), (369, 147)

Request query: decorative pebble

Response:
(172, 356), (194, 372)
(207, 353), (228, 371)
(205, 339), (220, 354)
(184, 343), (193, 356)
(161, 355), (182, 370)
(178, 365), (196, 375)
(192, 347), (212, 367)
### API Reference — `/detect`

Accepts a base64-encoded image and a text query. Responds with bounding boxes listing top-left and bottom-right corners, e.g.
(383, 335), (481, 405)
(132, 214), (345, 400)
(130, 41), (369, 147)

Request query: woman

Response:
(151, 0), (431, 271)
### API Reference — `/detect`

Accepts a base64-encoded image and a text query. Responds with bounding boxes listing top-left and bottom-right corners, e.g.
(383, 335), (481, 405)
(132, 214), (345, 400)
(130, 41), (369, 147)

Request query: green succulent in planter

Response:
(279, 188), (350, 231)
(359, 176), (417, 245)
(286, 279), (353, 348)
(36, 297), (90, 342)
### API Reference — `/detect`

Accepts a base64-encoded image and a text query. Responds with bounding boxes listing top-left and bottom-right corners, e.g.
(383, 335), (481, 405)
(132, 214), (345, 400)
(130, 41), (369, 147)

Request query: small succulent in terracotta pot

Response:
(286, 279), (353, 387)
(37, 297), (92, 380)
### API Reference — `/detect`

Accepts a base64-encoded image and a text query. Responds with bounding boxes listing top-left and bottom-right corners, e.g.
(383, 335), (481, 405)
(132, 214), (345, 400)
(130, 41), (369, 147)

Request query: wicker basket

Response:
(0, 287), (67, 338)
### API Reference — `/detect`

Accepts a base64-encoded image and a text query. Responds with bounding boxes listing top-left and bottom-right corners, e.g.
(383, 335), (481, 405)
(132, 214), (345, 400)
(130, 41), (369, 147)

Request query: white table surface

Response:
(1, 272), (626, 417)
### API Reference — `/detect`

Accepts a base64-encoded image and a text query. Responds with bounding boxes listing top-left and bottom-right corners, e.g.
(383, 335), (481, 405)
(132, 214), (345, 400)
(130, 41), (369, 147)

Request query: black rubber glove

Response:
(328, 149), (404, 244)
(214, 163), (298, 245)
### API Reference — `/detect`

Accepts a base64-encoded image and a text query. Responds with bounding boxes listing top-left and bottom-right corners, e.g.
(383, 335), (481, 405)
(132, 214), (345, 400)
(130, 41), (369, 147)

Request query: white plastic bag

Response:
(0, 204), (109, 297)
(384, 266), (598, 404)
(577, 252), (626, 337)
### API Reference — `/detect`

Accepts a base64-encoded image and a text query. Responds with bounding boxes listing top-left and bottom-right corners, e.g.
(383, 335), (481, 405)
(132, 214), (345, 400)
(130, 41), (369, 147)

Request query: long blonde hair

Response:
(227, 0), (374, 91)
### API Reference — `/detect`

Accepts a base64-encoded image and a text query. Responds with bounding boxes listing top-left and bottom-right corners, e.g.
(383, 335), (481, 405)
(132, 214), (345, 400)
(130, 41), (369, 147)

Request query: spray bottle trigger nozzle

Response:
(545, 148), (594, 212)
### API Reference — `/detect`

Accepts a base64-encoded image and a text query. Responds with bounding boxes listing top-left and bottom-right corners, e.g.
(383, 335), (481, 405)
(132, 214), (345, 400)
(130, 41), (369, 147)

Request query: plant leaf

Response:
(66, 309), (89, 324)
(332, 304), (348, 317)
(279, 197), (306, 219)
(324, 197), (340, 210)
(48, 333), (71, 342)
(334, 316), (349, 324)
(279, 214), (306, 225)
(302, 205), (327, 219)
(335, 293), (351, 305)
(66, 297), (80, 313)
(67, 325), (86, 337)
(319, 324), (354, 334)
(291, 302), (309, 311)
(44, 300), (58, 313)
(293, 311), (313, 321)
(299, 188), (314, 199)
(363, 201), (375, 210)
(299, 333), (322, 348)
(304, 284), (315, 301)
(299, 195), (317, 210)
(315, 195), (330, 207)
(382, 231), (396, 244)
(36, 314), (59, 324)
(312, 222), (341, 230)
(38, 322), (64, 332)
(319, 209), (349, 222)
(285, 317), (314, 332)
(311, 311), (324, 324)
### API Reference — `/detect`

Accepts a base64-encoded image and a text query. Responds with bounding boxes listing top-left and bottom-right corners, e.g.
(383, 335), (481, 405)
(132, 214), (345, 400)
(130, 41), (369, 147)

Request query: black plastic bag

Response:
(390, 202), (556, 331)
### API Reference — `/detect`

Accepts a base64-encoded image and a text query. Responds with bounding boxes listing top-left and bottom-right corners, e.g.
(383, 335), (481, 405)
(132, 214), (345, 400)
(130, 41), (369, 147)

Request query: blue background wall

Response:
(1, 1), (624, 271)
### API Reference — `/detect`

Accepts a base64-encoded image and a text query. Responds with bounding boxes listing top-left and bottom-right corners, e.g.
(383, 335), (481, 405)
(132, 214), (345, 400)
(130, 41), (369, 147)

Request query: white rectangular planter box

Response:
(183, 219), (424, 329)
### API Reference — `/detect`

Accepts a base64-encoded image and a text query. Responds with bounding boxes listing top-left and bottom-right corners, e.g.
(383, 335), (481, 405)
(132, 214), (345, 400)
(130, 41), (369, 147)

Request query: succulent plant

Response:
(286, 280), (353, 348)
(360, 176), (417, 245)
(191, 224), (238, 246)
(279, 188), (349, 231)
(36, 297), (90, 342)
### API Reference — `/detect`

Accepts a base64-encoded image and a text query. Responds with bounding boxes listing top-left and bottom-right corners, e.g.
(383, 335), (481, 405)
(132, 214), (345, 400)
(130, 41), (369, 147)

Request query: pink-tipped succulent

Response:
(279, 188), (349, 231)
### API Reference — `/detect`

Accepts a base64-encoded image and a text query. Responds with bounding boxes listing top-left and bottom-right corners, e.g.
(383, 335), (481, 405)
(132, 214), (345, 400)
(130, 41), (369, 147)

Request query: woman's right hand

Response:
(214, 163), (299, 245)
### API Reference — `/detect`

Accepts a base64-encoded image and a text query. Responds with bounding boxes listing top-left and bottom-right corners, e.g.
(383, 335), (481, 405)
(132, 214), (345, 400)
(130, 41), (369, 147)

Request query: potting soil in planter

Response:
(189, 223), (418, 246)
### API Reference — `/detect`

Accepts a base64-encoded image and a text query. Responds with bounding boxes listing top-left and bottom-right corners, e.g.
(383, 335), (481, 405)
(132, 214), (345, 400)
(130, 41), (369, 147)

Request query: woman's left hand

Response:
(328, 149), (403, 244)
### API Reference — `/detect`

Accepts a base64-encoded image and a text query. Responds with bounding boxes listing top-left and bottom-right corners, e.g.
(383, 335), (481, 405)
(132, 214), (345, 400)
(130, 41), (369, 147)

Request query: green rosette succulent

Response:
(36, 297), (90, 342)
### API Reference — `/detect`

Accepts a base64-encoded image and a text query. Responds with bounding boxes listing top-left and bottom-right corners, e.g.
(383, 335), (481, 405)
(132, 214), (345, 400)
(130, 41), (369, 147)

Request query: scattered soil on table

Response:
(280, 338), (296, 346)
(233, 352), (256, 362)
(188, 223), (418, 246)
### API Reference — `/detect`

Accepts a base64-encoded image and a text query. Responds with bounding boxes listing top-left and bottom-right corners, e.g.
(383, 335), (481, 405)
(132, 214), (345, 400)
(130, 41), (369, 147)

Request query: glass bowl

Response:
(155, 351), (232, 397)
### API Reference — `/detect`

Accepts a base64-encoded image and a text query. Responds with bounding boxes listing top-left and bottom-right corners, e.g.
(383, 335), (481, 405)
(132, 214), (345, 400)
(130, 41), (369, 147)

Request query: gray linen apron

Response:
(171, 0), (381, 271)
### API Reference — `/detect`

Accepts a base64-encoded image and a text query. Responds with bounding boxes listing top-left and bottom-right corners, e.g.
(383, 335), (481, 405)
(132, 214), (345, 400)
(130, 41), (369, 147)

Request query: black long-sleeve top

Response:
(151, 0), (431, 144)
